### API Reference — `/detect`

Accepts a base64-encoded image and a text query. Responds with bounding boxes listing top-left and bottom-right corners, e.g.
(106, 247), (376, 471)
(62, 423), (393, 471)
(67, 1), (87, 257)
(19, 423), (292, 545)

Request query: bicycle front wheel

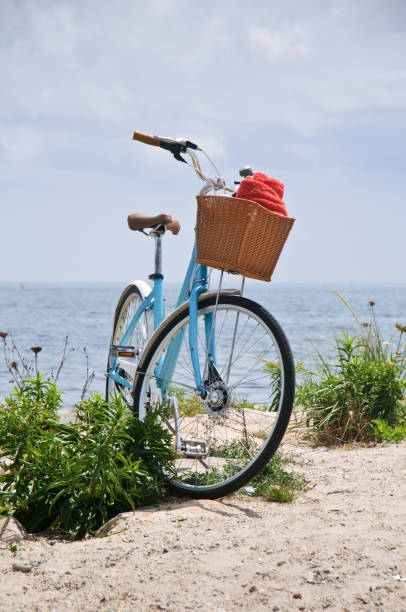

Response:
(133, 294), (295, 498)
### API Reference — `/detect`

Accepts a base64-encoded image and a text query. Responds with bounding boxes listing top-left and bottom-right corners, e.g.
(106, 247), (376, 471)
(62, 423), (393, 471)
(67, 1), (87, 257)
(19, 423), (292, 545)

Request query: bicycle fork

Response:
(188, 270), (219, 393)
(161, 268), (229, 398)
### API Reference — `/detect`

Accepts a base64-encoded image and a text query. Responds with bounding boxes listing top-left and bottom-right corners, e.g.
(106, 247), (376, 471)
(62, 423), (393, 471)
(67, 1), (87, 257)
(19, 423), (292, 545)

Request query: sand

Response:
(1, 438), (405, 611)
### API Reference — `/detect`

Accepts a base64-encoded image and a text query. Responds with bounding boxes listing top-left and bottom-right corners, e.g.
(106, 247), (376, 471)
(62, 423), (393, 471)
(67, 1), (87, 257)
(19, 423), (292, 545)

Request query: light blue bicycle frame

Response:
(108, 241), (216, 397)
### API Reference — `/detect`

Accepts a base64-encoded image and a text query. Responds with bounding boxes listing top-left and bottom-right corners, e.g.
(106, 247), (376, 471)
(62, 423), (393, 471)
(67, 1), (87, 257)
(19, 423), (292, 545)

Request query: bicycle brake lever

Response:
(159, 140), (187, 163)
(173, 150), (187, 163)
(159, 137), (199, 162)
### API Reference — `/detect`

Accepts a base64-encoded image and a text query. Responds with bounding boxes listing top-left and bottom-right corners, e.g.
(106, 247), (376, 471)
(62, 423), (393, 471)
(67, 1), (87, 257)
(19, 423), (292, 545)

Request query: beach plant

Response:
(242, 452), (307, 502)
(0, 377), (307, 538)
(205, 438), (307, 501)
(0, 337), (309, 537)
(296, 293), (406, 444)
(169, 386), (204, 416)
(0, 375), (176, 537)
(370, 418), (406, 443)
(263, 360), (282, 412)
(246, 357), (283, 412)
(0, 332), (94, 399)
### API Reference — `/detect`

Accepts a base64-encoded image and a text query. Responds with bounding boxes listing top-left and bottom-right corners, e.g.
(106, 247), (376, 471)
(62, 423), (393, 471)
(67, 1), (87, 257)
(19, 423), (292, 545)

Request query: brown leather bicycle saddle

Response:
(127, 213), (180, 235)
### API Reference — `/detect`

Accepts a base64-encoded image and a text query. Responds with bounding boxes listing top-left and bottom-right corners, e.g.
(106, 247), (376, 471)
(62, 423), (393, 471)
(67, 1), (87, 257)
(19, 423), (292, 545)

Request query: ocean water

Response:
(1, 280), (405, 411)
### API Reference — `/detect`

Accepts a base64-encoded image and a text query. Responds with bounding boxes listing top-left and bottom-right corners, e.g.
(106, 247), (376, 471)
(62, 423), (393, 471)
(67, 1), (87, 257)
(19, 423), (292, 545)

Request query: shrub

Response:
(370, 418), (406, 443)
(0, 338), (309, 538)
(0, 375), (176, 537)
(296, 295), (406, 444)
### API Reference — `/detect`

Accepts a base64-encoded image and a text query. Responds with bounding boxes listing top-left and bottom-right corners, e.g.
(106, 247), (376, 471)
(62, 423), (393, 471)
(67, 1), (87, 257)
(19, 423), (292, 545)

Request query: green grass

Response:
(190, 438), (308, 502)
(242, 452), (308, 503)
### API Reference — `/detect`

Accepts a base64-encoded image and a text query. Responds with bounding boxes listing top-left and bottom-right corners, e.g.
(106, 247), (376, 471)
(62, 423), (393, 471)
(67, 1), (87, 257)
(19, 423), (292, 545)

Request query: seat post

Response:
(149, 228), (165, 329)
(154, 233), (162, 277)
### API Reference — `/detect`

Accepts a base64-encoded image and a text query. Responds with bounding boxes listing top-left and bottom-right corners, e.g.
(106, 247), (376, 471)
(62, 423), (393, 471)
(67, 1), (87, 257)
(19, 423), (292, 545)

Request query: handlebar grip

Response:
(132, 130), (161, 147)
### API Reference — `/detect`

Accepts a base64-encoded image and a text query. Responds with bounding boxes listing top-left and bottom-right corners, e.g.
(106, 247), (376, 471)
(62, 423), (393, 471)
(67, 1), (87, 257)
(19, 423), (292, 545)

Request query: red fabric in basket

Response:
(236, 172), (288, 217)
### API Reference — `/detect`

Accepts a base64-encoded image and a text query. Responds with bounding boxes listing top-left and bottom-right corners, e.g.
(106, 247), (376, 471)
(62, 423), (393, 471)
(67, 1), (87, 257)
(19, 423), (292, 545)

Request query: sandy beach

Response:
(1, 437), (405, 611)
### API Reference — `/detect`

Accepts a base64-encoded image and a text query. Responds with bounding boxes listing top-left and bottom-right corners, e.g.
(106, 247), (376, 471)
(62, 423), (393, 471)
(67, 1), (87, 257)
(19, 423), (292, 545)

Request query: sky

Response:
(1, 0), (406, 283)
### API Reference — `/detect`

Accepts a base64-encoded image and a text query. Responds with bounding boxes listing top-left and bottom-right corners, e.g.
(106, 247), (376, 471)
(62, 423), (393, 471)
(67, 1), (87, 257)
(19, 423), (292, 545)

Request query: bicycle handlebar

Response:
(132, 129), (234, 194)
(133, 130), (198, 163)
(132, 130), (161, 148)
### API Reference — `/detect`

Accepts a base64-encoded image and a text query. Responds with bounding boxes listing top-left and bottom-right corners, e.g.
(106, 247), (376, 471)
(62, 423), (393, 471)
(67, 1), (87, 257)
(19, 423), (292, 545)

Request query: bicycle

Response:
(106, 130), (295, 499)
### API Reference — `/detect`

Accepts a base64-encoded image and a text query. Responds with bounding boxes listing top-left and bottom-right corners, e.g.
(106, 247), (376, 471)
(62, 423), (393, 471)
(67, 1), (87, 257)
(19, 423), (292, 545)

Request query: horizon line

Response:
(1, 279), (405, 285)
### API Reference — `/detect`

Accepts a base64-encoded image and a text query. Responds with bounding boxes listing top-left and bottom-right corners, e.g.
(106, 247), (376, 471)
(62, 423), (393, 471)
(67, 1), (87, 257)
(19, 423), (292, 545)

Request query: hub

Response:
(204, 380), (231, 416)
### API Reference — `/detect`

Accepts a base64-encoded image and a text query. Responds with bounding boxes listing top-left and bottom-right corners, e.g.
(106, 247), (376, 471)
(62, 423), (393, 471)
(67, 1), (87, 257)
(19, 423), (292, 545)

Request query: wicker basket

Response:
(195, 195), (295, 282)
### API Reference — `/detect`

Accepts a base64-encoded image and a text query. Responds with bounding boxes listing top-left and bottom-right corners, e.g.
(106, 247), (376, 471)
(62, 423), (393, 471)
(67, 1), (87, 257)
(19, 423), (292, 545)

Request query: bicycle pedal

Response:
(110, 345), (137, 358)
(181, 440), (208, 459)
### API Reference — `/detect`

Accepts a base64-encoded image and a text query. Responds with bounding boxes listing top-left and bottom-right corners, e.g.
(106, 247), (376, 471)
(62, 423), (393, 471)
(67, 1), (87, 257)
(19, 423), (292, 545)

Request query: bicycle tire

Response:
(106, 284), (153, 403)
(133, 294), (295, 498)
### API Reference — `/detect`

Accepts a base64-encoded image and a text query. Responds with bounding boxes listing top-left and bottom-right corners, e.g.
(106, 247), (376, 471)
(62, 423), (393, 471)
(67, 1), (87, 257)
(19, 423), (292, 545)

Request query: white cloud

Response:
(249, 24), (314, 61)
(1, 0), (406, 283)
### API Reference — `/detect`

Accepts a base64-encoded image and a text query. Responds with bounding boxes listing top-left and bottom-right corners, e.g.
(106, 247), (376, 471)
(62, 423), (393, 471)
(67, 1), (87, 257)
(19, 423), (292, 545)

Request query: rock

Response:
(0, 517), (29, 545)
(95, 514), (128, 537)
(12, 561), (33, 573)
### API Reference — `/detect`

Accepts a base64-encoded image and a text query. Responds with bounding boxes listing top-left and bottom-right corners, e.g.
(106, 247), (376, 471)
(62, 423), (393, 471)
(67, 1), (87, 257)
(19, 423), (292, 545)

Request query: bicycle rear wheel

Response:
(133, 294), (295, 498)
(106, 284), (153, 403)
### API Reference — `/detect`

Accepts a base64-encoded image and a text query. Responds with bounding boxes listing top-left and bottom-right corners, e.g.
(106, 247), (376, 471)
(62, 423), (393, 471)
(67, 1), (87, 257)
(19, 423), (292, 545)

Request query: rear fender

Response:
(114, 280), (152, 322)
